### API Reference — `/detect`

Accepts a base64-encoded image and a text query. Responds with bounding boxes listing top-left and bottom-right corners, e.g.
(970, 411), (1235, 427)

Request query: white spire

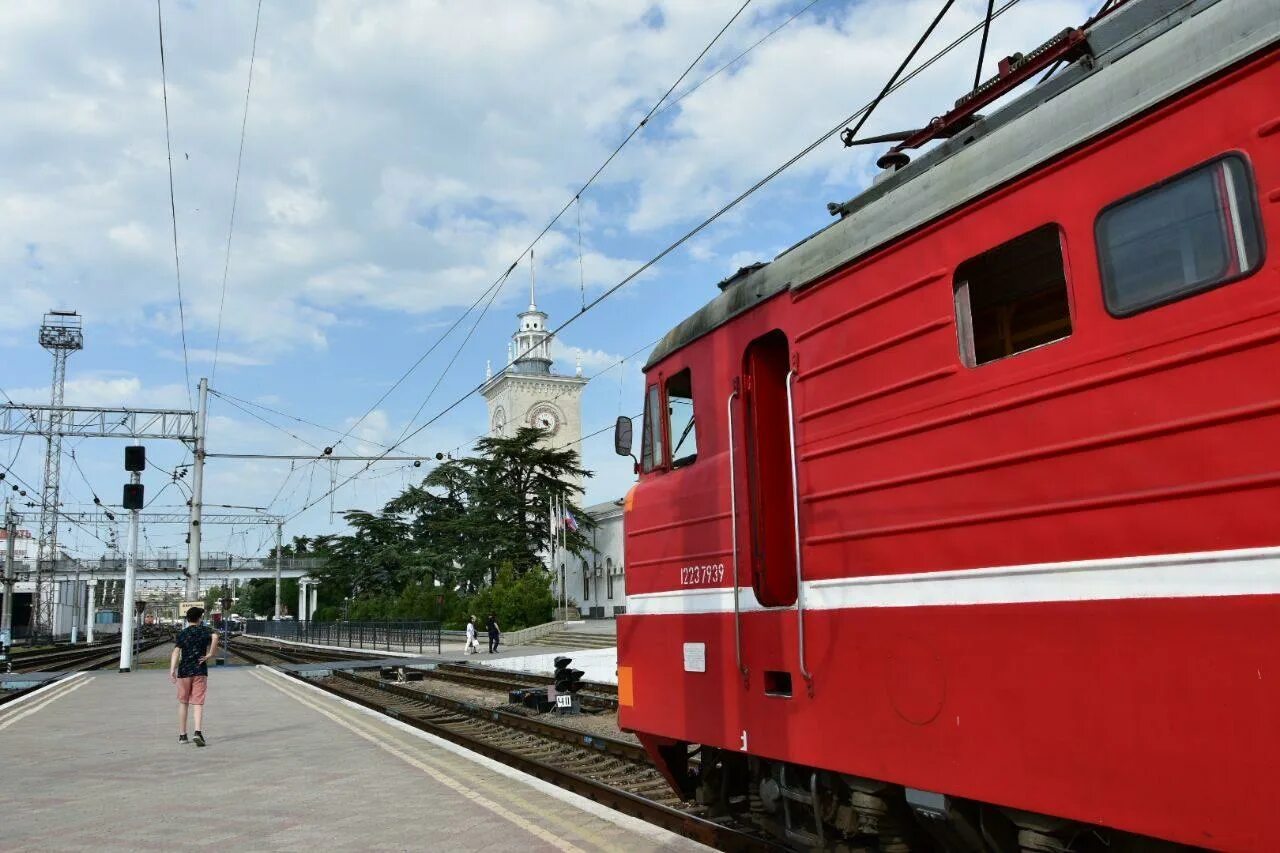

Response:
(486, 359), (492, 380)
(575, 352), (583, 377)
(529, 248), (537, 311)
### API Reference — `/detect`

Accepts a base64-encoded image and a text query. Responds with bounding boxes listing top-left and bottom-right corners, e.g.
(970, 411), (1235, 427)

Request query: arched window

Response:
(606, 558), (614, 600)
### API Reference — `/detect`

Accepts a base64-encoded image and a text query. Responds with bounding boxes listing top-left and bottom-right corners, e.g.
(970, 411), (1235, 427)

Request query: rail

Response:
(242, 620), (441, 655)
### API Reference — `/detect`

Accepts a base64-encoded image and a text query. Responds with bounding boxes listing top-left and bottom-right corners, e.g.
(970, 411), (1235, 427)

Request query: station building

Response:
(482, 290), (627, 619)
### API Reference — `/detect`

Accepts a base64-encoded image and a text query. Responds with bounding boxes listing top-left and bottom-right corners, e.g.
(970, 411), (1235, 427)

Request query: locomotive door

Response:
(740, 330), (798, 608)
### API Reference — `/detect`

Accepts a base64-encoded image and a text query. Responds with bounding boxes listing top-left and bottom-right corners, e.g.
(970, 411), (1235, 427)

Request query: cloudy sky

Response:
(0, 0), (1091, 559)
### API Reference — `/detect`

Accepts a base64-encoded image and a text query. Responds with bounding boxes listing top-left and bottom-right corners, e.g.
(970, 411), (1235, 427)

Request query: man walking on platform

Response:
(169, 606), (218, 747)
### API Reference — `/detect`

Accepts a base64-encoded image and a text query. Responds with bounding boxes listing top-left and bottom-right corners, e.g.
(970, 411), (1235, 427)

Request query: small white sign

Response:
(556, 694), (573, 708)
(683, 642), (706, 673)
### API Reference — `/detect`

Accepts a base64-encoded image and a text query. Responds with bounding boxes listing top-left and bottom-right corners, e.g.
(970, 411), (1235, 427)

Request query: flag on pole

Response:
(563, 511), (578, 533)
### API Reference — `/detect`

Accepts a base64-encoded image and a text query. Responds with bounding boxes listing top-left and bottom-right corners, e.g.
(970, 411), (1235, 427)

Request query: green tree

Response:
(239, 577), (299, 619)
(315, 426), (591, 624)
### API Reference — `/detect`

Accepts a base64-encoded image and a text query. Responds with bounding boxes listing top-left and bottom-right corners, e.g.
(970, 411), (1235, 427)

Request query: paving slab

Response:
(0, 667), (703, 852)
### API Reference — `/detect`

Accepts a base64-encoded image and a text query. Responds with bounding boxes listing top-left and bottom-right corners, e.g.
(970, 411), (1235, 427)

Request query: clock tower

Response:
(481, 284), (587, 468)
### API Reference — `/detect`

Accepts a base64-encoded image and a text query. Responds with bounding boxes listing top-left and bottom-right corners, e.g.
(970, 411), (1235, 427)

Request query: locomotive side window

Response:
(953, 224), (1071, 366)
(1097, 155), (1263, 316)
(641, 383), (664, 473)
(665, 369), (698, 469)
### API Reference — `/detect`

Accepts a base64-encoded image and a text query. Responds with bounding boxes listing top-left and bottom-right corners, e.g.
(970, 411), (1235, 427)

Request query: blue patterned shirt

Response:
(175, 625), (213, 677)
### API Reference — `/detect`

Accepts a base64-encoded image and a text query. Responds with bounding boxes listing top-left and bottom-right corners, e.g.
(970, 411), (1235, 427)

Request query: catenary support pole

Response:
(297, 580), (306, 625)
(86, 579), (96, 644)
(186, 377), (208, 601)
(2, 503), (16, 643)
(273, 522), (282, 620)
(120, 469), (140, 671)
(71, 571), (79, 644)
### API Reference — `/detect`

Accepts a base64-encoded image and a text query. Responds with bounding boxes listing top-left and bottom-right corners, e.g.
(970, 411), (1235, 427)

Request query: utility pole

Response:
(120, 446), (144, 672)
(186, 378), (208, 601)
(2, 501), (16, 648)
(274, 522), (282, 620)
(70, 570), (80, 644)
(35, 310), (83, 639)
(86, 578), (96, 644)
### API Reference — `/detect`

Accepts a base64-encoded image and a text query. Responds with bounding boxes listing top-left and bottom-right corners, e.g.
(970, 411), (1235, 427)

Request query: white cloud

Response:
(159, 348), (267, 367)
(107, 221), (153, 254)
(6, 373), (189, 408)
(550, 338), (626, 375)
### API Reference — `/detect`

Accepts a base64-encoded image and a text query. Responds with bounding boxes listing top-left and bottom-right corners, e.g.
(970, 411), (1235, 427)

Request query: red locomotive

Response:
(614, 0), (1279, 849)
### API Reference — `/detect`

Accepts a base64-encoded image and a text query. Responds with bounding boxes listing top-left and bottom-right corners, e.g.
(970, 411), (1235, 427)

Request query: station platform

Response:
(0, 668), (706, 852)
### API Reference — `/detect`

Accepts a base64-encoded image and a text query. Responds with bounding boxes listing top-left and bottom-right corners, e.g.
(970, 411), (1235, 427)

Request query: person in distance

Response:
(487, 613), (501, 654)
(465, 615), (480, 654)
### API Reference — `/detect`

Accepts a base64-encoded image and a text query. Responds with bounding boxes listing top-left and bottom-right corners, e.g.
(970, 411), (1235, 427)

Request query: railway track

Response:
(0, 636), (172, 708)
(421, 661), (620, 711)
(6, 636), (171, 674)
(300, 668), (778, 852)
(228, 638), (384, 667)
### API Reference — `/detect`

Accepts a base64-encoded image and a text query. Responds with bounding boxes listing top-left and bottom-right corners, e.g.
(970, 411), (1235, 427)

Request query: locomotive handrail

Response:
(786, 370), (814, 693)
(727, 386), (748, 684)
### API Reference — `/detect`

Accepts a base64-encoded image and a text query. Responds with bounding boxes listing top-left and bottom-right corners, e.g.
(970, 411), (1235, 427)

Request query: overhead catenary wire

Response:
(212, 391), (327, 452)
(285, 0), (1028, 524)
(211, 0), (265, 383)
(0, 463), (114, 551)
(67, 449), (105, 508)
(317, 0), (759, 464)
(444, 334), (663, 459)
(386, 257), (512, 445)
(156, 0), (194, 409)
(650, 0), (827, 121)
(207, 388), (395, 451)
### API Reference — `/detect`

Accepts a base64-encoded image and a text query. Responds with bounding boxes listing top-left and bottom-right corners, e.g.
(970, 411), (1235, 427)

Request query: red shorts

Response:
(176, 676), (208, 705)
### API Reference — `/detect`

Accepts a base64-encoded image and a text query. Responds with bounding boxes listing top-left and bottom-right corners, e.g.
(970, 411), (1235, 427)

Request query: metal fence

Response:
(243, 620), (441, 655)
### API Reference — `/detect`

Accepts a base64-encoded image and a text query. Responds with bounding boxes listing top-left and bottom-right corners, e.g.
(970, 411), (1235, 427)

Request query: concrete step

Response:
(523, 631), (617, 649)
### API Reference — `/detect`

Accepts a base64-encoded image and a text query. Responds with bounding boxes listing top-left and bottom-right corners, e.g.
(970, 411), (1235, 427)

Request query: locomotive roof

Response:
(645, 0), (1278, 370)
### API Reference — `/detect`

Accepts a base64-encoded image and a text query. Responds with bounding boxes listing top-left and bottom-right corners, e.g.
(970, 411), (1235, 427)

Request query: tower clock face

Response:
(531, 408), (559, 435)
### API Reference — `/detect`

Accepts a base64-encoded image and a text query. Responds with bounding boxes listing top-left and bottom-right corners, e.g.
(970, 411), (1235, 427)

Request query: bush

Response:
(449, 565), (554, 631)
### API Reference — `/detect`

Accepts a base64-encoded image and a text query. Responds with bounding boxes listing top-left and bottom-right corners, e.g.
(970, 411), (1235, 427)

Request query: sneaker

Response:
(178, 734), (189, 744)
(193, 732), (206, 747)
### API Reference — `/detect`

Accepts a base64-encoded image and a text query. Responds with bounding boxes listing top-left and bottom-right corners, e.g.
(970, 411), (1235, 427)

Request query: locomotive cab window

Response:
(641, 383), (664, 473)
(1097, 155), (1263, 315)
(954, 224), (1071, 367)
(665, 369), (698, 469)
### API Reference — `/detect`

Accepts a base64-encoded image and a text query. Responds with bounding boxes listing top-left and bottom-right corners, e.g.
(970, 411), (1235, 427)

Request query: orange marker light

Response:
(617, 665), (634, 707)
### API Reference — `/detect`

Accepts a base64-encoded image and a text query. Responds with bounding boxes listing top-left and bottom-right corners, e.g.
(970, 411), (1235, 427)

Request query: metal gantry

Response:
(0, 404), (197, 441)
(34, 311), (84, 638)
(0, 332), (203, 640)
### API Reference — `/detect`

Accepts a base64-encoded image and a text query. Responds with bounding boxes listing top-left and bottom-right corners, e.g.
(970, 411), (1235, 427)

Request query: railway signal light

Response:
(124, 445), (146, 472)
(122, 483), (144, 510)
(553, 655), (585, 694)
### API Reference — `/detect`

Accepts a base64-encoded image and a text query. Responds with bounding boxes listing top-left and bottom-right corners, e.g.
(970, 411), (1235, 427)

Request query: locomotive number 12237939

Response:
(679, 563), (726, 585)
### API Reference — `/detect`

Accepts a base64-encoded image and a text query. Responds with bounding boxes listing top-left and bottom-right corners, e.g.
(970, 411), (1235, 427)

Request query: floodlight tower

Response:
(35, 310), (83, 638)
